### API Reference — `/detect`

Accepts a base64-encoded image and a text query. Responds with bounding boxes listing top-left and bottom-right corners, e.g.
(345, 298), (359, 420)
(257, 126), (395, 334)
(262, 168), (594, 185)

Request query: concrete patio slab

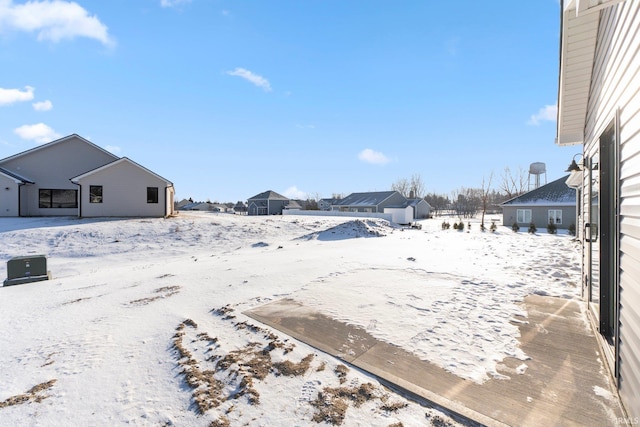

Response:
(244, 294), (625, 426)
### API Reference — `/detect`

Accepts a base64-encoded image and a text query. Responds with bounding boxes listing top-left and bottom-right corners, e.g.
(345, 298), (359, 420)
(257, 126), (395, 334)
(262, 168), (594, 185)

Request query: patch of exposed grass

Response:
(310, 382), (377, 425)
(0, 380), (57, 409)
(335, 364), (349, 384)
(129, 285), (181, 306)
(273, 354), (314, 377)
(211, 305), (235, 320)
(209, 417), (230, 427)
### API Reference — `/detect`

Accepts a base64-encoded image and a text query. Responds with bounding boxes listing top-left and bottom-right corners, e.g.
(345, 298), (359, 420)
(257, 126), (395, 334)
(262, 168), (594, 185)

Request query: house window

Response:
(39, 189), (78, 208)
(147, 187), (159, 203)
(517, 209), (532, 223)
(548, 209), (562, 225)
(90, 186), (103, 203)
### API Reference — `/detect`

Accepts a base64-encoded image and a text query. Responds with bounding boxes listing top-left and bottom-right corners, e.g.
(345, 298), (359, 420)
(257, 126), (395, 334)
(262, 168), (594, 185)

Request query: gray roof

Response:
(335, 191), (399, 207)
(0, 167), (34, 184)
(248, 190), (289, 201)
(501, 175), (575, 206)
(407, 198), (431, 208)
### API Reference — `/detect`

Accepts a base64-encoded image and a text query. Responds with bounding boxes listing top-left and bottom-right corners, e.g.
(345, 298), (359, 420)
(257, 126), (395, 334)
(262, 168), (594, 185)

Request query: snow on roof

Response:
(335, 191), (399, 207)
(501, 175), (575, 206)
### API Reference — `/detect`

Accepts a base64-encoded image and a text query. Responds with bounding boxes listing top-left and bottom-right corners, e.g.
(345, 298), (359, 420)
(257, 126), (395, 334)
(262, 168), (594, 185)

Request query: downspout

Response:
(71, 180), (81, 218)
(18, 183), (25, 217)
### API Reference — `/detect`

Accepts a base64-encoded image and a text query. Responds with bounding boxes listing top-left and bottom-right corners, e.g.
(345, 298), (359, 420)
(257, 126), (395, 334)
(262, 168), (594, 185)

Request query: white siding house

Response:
(0, 134), (175, 218)
(556, 0), (640, 418)
(71, 157), (175, 218)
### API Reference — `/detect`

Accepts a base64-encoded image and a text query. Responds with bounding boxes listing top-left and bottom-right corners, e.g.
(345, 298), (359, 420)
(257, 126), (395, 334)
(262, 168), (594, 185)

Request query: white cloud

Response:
(227, 68), (272, 92)
(13, 123), (60, 144)
(283, 186), (307, 200)
(0, 85), (35, 106)
(358, 148), (391, 165)
(33, 99), (53, 111)
(0, 0), (114, 47)
(528, 104), (557, 126)
(160, 0), (191, 8)
(105, 145), (121, 154)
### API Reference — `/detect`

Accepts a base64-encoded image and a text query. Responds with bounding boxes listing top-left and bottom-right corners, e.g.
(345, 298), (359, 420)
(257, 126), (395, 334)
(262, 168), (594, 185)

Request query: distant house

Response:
(247, 190), (289, 215)
(408, 198), (431, 219)
(284, 199), (303, 210)
(332, 191), (429, 224)
(318, 198), (342, 211)
(500, 175), (576, 229)
(332, 191), (407, 214)
(233, 201), (248, 214)
(0, 134), (174, 218)
(175, 199), (192, 210)
(179, 201), (213, 211)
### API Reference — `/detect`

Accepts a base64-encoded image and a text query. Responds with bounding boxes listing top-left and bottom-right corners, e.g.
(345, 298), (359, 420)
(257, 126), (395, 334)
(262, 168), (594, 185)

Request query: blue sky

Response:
(0, 0), (577, 203)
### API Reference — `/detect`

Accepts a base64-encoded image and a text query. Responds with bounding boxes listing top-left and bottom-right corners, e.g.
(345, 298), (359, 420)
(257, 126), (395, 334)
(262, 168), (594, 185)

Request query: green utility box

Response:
(3, 255), (51, 287)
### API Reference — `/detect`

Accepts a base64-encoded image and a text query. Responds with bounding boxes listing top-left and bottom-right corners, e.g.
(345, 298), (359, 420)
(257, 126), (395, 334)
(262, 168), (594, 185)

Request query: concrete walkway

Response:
(244, 294), (625, 426)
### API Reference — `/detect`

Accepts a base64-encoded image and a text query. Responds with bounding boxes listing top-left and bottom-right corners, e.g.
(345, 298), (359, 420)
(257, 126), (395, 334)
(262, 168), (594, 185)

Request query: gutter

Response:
(71, 180), (82, 218)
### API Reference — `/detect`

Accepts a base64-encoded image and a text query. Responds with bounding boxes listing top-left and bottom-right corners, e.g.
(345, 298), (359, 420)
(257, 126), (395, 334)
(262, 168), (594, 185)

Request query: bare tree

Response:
(480, 172), (494, 228)
(391, 178), (410, 197)
(409, 173), (426, 198)
(424, 192), (450, 217)
(500, 166), (527, 199)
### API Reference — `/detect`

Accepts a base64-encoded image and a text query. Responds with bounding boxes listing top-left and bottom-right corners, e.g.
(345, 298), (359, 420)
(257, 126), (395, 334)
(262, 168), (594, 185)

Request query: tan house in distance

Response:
(0, 134), (174, 218)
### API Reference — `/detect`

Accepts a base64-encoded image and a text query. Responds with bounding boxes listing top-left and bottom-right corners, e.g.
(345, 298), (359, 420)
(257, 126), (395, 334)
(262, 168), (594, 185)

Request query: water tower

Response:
(528, 162), (547, 190)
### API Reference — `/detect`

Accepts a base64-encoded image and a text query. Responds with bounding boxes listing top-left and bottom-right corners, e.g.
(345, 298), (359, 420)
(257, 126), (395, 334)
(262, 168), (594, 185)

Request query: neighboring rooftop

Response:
(501, 175), (575, 206)
(248, 190), (289, 200)
(335, 191), (399, 207)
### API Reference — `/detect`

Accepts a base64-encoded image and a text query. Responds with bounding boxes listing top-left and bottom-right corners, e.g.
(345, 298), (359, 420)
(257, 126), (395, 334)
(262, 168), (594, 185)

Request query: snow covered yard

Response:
(0, 212), (581, 426)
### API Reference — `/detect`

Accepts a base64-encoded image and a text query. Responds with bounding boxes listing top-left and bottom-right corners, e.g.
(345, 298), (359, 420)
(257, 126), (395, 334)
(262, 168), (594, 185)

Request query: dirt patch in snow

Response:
(0, 379), (57, 409)
(171, 305), (441, 426)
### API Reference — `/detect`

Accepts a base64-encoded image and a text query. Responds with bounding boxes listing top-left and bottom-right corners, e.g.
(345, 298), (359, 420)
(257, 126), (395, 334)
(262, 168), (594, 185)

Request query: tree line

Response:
(390, 166), (529, 223)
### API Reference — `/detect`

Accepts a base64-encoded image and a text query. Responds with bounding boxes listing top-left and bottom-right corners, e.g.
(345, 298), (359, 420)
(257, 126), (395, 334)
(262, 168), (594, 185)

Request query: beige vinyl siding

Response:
(583, 1), (640, 417)
(76, 160), (171, 217)
(0, 136), (117, 216)
(0, 175), (20, 217)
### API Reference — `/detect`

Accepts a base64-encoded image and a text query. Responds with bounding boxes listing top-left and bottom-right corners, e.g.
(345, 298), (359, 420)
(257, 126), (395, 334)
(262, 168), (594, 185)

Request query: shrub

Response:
(453, 222), (458, 230)
(547, 222), (557, 234)
(528, 222), (537, 234)
(457, 221), (465, 231)
(512, 222), (520, 232)
(490, 222), (497, 233)
(568, 223), (576, 236)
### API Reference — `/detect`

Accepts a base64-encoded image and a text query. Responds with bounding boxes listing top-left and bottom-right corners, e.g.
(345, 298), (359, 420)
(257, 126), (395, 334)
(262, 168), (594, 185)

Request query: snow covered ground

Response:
(0, 212), (581, 426)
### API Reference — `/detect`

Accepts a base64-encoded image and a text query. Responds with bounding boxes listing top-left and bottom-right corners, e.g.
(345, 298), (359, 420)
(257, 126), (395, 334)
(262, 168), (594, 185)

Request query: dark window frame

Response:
(89, 185), (103, 203)
(147, 187), (159, 204)
(39, 189), (78, 208)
